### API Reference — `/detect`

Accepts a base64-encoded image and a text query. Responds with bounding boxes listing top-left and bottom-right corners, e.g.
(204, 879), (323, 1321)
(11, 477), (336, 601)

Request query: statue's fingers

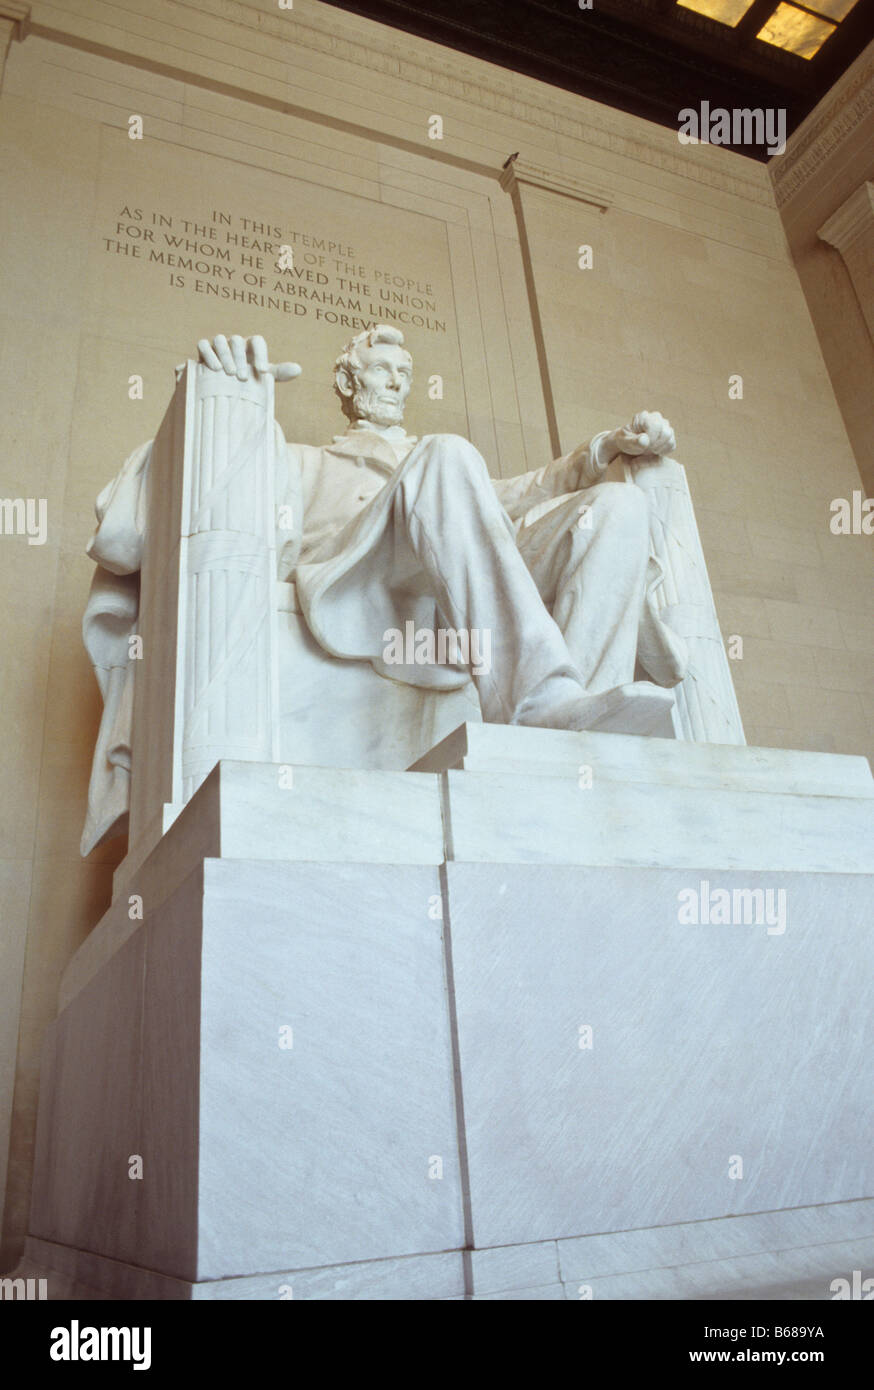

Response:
(620, 426), (650, 453)
(213, 334), (236, 376)
(653, 425), (674, 454)
(198, 338), (223, 372)
(272, 361), (302, 382)
(229, 334), (250, 381)
(250, 335), (270, 374)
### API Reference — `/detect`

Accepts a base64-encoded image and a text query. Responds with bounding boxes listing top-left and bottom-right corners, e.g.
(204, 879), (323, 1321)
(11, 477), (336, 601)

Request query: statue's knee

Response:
(429, 432), (484, 460)
(416, 433), (489, 481)
(588, 480), (649, 528)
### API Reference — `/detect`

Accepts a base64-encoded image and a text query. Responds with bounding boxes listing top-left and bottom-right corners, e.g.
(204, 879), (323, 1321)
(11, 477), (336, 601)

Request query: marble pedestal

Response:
(19, 728), (874, 1298)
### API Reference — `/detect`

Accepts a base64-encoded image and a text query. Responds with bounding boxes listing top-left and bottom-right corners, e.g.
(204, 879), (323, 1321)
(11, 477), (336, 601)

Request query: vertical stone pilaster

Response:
(499, 153), (610, 460)
(499, 152), (745, 746)
(818, 182), (874, 347)
(0, 3), (30, 92)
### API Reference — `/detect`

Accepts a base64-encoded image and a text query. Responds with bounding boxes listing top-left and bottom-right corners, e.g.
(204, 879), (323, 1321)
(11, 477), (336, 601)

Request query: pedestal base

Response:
(20, 728), (874, 1298)
(18, 1200), (874, 1300)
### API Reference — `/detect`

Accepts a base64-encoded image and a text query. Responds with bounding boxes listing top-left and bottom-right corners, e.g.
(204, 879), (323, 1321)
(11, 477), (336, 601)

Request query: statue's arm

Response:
(492, 431), (614, 521)
(492, 412), (677, 521)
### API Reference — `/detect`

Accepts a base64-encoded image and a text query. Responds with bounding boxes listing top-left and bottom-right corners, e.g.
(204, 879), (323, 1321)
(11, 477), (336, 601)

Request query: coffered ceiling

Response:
(323, 0), (874, 160)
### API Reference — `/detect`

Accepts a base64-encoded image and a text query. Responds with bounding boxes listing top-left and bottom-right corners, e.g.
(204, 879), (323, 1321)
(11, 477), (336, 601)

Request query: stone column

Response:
(818, 182), (874, 345)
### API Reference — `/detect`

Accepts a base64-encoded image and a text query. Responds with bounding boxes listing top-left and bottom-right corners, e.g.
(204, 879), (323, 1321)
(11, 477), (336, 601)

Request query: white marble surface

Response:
(216, 760), (444, 865)
(19, 1199), (874, 1299)
(558, 1236), (874, 1301)
(473, 1282), (566, 1300)
(35, 734), (874, 1294)
(111, 801), (186, 902)
(445, 863), (874, 1250)
(412, 721), (874, 798)
(441, 768), (874, 872)
(468, 1235), (874, 1299)
(197, 1250), (466, 1301)
(278, 588), (480, 772)
(19, 1237), (466, 1300)
(195, 858), (465, 1277)
(38, 858), (466, 1282)
(67, 731), (874, 1015)
(138, 867), (203, 1280)
(30, 931), (145, 1265)
(62, 760), (444, 1010)
(467, 1239), (560, 1295)
(556, 1198), (874, 1282)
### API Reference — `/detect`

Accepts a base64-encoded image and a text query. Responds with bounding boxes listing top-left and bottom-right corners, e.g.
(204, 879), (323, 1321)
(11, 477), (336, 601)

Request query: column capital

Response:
(0, 2), (30, 36)
(817, 181), (874, 257)
(0, 2), (29, 89)
(817, 181), (874, 349)
(500, 153), (609, 212)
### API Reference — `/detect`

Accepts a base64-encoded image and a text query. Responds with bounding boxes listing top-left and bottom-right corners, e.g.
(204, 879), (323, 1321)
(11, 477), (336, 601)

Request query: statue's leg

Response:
(391, 434), (584, 723)
(515, 482), (650, 694)
(391, 436), (673, 733)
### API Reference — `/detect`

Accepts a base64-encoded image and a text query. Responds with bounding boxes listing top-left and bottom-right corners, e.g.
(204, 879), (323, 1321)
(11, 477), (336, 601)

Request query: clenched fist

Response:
(605, 411), (676, 461)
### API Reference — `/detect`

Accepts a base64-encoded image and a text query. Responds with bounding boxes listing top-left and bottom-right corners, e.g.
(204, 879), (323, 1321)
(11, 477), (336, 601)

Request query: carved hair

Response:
(334, 325), (411, 418)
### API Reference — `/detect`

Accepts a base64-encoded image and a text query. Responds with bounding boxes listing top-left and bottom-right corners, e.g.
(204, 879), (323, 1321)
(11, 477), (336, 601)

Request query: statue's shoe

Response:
(514, 681), (675, 737)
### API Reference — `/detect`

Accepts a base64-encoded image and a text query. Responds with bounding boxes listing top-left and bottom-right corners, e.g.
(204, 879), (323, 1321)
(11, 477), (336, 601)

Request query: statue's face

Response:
(347, 342), (413, 427)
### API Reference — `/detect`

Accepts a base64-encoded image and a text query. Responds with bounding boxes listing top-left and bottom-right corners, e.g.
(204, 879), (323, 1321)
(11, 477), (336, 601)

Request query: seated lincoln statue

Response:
(81, 324), (688, 853)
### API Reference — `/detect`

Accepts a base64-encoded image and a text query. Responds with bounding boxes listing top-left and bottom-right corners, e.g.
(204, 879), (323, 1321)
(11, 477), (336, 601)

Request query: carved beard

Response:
(350, 383), (406, 428)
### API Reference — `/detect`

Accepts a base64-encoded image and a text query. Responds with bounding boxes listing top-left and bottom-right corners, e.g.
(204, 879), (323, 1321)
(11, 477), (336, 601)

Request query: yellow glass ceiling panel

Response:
(757, 3), (836, 57)
(677, 0), (755, 24)
(806, 0), (859, 19)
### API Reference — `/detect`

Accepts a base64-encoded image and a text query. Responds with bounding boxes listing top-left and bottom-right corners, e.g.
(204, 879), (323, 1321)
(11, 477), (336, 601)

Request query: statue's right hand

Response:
(197, 334), (302, 383)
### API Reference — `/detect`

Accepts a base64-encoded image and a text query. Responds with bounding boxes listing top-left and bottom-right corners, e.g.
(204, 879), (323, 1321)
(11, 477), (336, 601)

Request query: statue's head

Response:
(334, 325), (413, 428)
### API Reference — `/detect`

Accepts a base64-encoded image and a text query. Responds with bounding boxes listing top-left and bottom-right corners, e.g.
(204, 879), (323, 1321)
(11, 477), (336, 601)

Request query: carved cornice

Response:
(21, 0), (775, 207)
(771, 43), (874, 209)
(818, 181), (874, 255)
(499, 154), (609, 211)
(156, 0), (772, 210)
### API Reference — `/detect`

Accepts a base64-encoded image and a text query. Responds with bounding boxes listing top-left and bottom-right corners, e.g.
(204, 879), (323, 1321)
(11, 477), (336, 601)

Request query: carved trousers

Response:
(388, 433), (651, 724)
